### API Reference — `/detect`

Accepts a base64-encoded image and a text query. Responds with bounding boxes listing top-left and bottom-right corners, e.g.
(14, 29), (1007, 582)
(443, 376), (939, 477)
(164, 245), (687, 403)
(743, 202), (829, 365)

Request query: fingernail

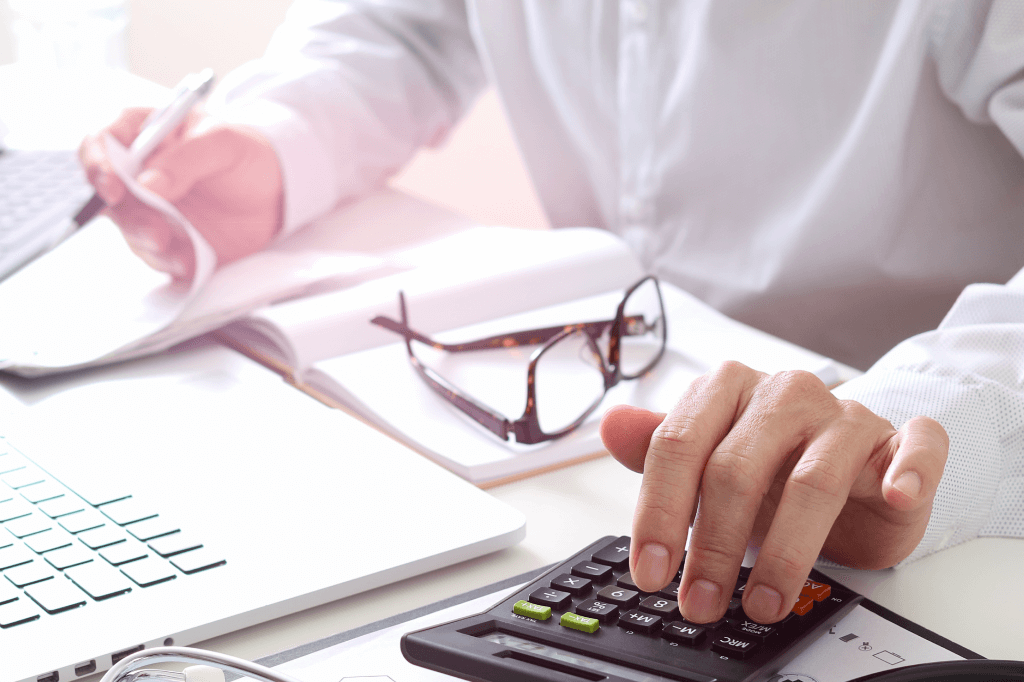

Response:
(634, 543), (670, 589)
(894, 471), (922, 499)
(97, 171), (116, 203)
(682, 579), (720, 622)
(746, 584), (782, 622)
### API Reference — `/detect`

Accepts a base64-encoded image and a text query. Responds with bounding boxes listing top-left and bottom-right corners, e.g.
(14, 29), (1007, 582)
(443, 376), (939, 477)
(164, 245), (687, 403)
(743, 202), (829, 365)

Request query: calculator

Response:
(401, 535), (863, 682)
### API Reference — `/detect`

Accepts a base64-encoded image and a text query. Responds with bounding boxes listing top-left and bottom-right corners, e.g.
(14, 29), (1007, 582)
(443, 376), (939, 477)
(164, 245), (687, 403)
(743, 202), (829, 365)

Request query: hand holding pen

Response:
(77, 69), (284, 280)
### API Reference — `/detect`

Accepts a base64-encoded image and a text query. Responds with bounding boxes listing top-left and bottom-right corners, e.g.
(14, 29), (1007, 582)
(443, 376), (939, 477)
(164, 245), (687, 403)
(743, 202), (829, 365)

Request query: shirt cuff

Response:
(212, 98), (339, 237)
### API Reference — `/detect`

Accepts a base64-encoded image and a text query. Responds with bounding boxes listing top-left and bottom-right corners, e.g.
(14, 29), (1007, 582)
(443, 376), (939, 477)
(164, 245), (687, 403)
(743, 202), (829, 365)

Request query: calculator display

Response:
(481, 631), (665, 682)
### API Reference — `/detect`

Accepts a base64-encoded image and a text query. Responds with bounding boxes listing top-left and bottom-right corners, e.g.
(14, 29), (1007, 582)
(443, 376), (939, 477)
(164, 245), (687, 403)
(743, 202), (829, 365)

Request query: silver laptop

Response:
(0, 342), (526, 682)
(0, 117), (92, 283)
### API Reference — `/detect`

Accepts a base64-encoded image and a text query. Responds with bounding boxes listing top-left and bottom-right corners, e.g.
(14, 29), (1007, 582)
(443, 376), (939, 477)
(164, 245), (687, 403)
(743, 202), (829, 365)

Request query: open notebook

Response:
(219, 226), (842, 487)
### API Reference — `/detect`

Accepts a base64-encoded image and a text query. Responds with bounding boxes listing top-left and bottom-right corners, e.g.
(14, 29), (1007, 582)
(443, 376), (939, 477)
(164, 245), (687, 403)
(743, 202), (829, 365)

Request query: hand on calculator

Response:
(599, 362), (949, 626)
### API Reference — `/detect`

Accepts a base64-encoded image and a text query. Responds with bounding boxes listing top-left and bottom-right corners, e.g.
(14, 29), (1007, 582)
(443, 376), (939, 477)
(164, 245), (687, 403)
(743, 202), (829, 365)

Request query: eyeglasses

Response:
(370, 276), (667, 444)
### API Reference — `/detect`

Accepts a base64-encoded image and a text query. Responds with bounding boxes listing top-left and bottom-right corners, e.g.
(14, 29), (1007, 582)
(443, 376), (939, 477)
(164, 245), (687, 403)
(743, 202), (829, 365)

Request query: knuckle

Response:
(636, 485), (692, 528)
(788, 457), (847, 501)
(703, 450), (762, 498)
(709, 360), (754, 386)
(758, 541), (810, 578)
(650, 415), (704, 462)
(770, 370), (827, 403)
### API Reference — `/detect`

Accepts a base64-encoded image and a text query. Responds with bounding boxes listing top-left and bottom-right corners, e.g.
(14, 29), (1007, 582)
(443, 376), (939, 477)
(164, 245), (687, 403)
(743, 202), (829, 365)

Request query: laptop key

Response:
(5, 560), (56, 587)
(24, 528), (73, 554)
(0, 543), (34, 570)
(19, 481), (66, 504)
(0, 598), (40, 628)
(121, 557), (177, 587)
(25, 576), (87, 614)
(0, 497), (33, 522)
(44, 545), (94, 571)
(127, 516), (180, 542)
(78, 525), (126, 550)
(100, 542), (148, 566)
(58, 510), (106, 534)
(100, 497), (157, 526)
(0, 578), (19, 604)
(1, 467), (44, 490)
(148, 532), (201, 558)
(65, 561), (133, 600)
(5, 513), (51, 538)
(37, 495), (86, 519)
(169, 548), (225, 575)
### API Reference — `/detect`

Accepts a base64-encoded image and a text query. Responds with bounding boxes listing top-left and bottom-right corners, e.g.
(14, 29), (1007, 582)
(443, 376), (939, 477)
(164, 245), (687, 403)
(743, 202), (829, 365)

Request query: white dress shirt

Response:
(209, 0), (1024, 566)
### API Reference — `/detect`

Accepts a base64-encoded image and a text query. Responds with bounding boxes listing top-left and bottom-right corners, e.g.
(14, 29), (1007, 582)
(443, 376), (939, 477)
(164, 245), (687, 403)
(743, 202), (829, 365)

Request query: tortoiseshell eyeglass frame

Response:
(370, 275), (667, 444)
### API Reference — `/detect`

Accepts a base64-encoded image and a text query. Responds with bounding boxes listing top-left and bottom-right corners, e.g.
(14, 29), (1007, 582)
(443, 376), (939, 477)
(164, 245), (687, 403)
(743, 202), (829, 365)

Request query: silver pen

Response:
(72, 68), (216, 228)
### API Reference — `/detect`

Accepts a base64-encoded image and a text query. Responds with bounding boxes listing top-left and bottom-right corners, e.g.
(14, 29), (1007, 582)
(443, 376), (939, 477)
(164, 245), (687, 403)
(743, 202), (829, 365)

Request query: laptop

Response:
(0, 118), (92, 283)
(0, 341), (526, 682)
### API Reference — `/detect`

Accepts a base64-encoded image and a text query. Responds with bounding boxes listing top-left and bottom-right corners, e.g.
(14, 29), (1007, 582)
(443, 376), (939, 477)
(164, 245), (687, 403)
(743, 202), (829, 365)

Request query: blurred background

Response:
(0, 0), (548, 229)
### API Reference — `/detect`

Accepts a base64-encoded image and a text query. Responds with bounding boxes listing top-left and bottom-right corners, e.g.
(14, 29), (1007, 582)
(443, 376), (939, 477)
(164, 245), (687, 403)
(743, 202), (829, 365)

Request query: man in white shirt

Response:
(79, 1), (1024, 627)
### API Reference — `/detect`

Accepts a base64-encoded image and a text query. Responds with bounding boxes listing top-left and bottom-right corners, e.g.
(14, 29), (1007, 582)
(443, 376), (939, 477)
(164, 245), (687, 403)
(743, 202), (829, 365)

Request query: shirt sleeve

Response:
(203, 0), (487, 235)
(822, 276), (1024, 569)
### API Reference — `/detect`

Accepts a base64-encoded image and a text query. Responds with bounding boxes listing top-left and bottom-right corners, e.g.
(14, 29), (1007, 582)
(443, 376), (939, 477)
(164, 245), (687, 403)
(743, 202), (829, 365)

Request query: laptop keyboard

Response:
(0, 440), (225, 628)
(0, 148), (93, 280)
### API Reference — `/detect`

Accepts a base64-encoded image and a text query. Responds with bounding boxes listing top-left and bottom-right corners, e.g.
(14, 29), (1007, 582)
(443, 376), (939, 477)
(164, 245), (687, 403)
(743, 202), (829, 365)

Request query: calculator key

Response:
(550, 573), (591, 597)
(78, 525), (126, 550)
(737, 565), (752, 581)
(169, 548), (225, 574)
(658, 581), (680, 600)
(595, 584), (640, 608)
(615, 572), (652, 593)
(575, 599), (619, 623)
(25, 577), (87, 614)
(570, 561), (612, 583)
(792, 593), (814, 616)
(0, 598), (39, 628)
(730, 619), (778, 643)
(148, 532), (202, 558)
(617, 609), (662, 634)
(559, 612), (600, 634)
(5, 561), (55, 587)
(100, 542), (148, 566)
(58, 511), (105, 534)
(65, 561), (133, 600)
(44, 545), (94, 571)
(513, 600), (551, 621)
(801, 579), (831, 602)
(638, 595), (678, 617)
(529, 588), (571, 610)
(120, 558), (177, 588)
(726, 597), (746, 619)
(711, 633), (758, 659)
(590, 536), (631, 569)
(662, 620), (707, 645)
(732, 581), (748, 599)
(682, 615), (728, 630)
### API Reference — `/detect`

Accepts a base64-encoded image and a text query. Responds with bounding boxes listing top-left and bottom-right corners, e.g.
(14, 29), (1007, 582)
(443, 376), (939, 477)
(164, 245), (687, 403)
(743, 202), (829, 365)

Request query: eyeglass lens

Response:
(534, 330), (606, 434)
(619, 277), (665, 378)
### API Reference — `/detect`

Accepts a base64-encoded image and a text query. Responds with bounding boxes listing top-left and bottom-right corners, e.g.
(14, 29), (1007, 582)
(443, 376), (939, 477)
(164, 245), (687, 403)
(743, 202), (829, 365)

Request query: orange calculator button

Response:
(801, 580), (831, 602)
(792, 593), (814, 616)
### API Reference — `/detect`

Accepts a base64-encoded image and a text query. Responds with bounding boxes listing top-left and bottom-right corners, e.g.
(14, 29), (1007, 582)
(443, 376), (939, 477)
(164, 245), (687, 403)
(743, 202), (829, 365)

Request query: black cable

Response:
(845, 659), (1024, 682)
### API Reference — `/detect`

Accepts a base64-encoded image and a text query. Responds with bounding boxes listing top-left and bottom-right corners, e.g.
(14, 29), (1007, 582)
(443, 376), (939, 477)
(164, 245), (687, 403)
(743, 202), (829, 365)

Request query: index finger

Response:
(630, 362), (763, 593)
(78, 108), (154, 204)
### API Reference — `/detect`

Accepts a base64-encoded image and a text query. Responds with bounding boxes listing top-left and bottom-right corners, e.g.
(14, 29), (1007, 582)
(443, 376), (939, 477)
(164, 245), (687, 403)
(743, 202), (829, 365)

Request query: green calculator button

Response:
(513, 600), (552, 621)
(560, 612), (600, 633)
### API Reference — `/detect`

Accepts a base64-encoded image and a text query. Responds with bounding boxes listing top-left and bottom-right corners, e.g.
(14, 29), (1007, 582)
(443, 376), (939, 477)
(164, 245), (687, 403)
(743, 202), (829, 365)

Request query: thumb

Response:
(882, 416), (949, 512)
(135, 125), (243, 202)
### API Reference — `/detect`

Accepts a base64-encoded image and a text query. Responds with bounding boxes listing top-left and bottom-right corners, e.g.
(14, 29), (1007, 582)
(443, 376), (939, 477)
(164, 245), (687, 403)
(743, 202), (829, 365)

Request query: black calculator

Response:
(402, 535), (863, 682)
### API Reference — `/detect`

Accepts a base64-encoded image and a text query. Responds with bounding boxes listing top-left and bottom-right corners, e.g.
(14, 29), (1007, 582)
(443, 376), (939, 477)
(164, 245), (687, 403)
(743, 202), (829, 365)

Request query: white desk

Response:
(2, 66), (1020, 676)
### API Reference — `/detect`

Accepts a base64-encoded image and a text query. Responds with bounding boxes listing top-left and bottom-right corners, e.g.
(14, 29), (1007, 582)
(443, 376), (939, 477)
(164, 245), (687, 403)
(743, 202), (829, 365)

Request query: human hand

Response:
(600, 362), (948, 625)
(78, 107), (283, 280)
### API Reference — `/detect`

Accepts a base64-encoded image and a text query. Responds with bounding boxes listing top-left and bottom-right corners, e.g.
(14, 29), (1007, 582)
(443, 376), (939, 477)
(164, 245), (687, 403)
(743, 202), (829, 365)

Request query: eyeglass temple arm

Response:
(369, 315), (650, 353)
(371, 293), (514, 441)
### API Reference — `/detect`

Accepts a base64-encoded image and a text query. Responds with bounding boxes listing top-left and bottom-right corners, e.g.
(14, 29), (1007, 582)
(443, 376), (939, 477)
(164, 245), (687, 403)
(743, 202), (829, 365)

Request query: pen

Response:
(72, 68), (216, 228)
